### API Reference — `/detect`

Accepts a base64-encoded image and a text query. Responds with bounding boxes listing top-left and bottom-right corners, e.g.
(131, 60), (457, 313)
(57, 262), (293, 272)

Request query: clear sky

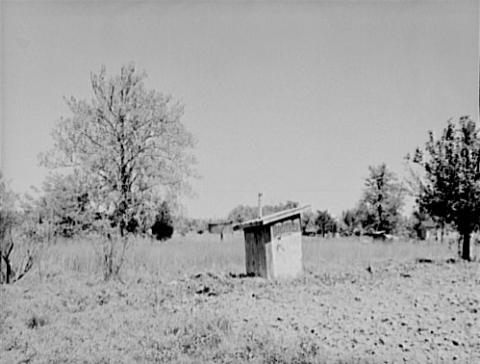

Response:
(1, 1), (479, 219)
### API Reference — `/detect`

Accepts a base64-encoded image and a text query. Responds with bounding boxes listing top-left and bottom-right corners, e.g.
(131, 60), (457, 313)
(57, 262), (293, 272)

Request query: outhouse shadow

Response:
(228, 272), (256, 279)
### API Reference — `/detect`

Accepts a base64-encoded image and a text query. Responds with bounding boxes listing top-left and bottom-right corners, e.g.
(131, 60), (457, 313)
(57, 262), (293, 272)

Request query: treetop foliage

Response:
(409, 116), (480, 236)
(358, 163), (404, 234)
(339, 208), (362, 236)
(40, 64), (196, 238)
(313, 210), (337, 236)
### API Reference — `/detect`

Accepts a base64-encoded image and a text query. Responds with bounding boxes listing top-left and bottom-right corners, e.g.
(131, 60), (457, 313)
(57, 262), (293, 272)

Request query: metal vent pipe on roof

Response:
(258, 192), (263, 218)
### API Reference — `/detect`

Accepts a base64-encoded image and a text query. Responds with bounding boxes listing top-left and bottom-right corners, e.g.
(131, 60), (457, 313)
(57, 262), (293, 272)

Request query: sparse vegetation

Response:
(0, 173), (35, 284)
(1, 234), (478, 363)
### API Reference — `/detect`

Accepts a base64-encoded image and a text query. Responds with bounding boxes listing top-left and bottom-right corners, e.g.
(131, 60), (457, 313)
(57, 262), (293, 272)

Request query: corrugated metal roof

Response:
(233, 206), (309, 230)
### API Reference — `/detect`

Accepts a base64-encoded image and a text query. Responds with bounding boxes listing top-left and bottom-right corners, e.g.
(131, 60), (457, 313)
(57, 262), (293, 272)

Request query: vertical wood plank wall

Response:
(257, 226), (270, 278)
(244, 226), (271, 278)
(244, 230), (255, 275)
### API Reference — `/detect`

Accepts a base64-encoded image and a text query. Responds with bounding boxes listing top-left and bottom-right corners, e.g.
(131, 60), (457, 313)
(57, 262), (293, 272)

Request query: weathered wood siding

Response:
(244, 226), (271, 278)
(270, 217), (303, 279)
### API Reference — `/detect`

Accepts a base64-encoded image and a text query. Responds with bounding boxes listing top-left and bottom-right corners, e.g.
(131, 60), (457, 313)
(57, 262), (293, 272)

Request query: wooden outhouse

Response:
(234, 206), (306, 279)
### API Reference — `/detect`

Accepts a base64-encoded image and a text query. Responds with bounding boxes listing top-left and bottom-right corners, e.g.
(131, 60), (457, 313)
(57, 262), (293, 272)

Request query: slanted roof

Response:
(233, 206), (309, 230)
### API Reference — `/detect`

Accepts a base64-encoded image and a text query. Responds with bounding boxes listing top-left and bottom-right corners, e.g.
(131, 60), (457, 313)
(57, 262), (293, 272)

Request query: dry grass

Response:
(2, 234), (479, 364)
(33, 233), (247, 280)
(33, 233), (453, 280)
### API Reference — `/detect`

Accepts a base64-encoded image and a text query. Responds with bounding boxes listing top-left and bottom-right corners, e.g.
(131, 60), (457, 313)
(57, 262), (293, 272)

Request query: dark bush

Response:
(126, 217), (139, 234)
(151, 202), (174, 241)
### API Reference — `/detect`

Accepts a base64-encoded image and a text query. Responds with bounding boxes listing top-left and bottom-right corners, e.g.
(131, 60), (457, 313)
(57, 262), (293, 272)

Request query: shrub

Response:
(151, 202), (174, 241)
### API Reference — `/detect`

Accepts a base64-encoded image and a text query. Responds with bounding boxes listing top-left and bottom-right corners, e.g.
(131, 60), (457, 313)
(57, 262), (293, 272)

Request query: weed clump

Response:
(26, 314), (47, 329)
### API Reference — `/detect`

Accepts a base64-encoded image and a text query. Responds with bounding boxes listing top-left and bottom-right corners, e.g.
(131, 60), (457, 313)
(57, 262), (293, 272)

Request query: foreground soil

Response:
(1, 259), (479, 363)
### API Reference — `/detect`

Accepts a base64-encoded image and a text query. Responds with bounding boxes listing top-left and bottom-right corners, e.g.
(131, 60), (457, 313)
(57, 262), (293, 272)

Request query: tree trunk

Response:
(103, 236), (114, 281)
(461, 230), (471, 261)
(1, 255), (12, 284)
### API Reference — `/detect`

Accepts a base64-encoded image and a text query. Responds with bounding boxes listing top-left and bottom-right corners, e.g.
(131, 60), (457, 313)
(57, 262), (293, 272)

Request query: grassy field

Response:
(1, 234), (479, 363)
(26, 233), (457, 279)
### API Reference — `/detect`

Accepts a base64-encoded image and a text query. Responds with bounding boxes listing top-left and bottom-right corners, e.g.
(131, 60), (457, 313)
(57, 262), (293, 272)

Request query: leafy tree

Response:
(408, 209), (435, 240)
(227, 205), (258, 224)
(409, 116), (480, 260)
(41, 64), (195, 278)
(28, 172), (91, 238)
(264, 200), (300, 215)
(359, 163), (404, 234)
(174, 217), (208, 235)
(314, 210), (337, 237)
(151, 201), (174, 241)
(301, 210), (317, 235)
(339, 208), (362, 236)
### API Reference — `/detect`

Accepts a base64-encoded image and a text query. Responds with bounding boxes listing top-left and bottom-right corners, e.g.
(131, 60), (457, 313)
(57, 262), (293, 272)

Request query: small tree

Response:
(227, 205), (258, 224)
(408, 116), (480, 260)
(0, 173), (34, 284)
(301, 210), (316, 235)
(359, 163), (404, 234)
(41, 64), (195, 278)
(407, 209), (435, 240)
(339, 208), (362, 236)
(314, 210), (337, 237)
(28, 172), (92, 238)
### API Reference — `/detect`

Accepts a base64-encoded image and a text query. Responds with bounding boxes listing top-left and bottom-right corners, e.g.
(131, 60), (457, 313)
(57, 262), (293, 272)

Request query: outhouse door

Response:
(244, 227), (269, 278)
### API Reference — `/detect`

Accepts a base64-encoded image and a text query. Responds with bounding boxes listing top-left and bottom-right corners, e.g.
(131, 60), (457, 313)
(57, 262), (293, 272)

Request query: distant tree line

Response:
(301, 210), (337, 237)
(23, 173), (176, 241)
(339, 163), (405, 237)
(227, 200), (300, 224)
(337, 163), (447, 241)
(334, 115), (480, 261)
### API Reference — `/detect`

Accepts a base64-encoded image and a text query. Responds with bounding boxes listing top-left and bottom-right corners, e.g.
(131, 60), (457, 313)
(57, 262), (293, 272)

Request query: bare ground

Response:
(1, 239), (479, 363)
